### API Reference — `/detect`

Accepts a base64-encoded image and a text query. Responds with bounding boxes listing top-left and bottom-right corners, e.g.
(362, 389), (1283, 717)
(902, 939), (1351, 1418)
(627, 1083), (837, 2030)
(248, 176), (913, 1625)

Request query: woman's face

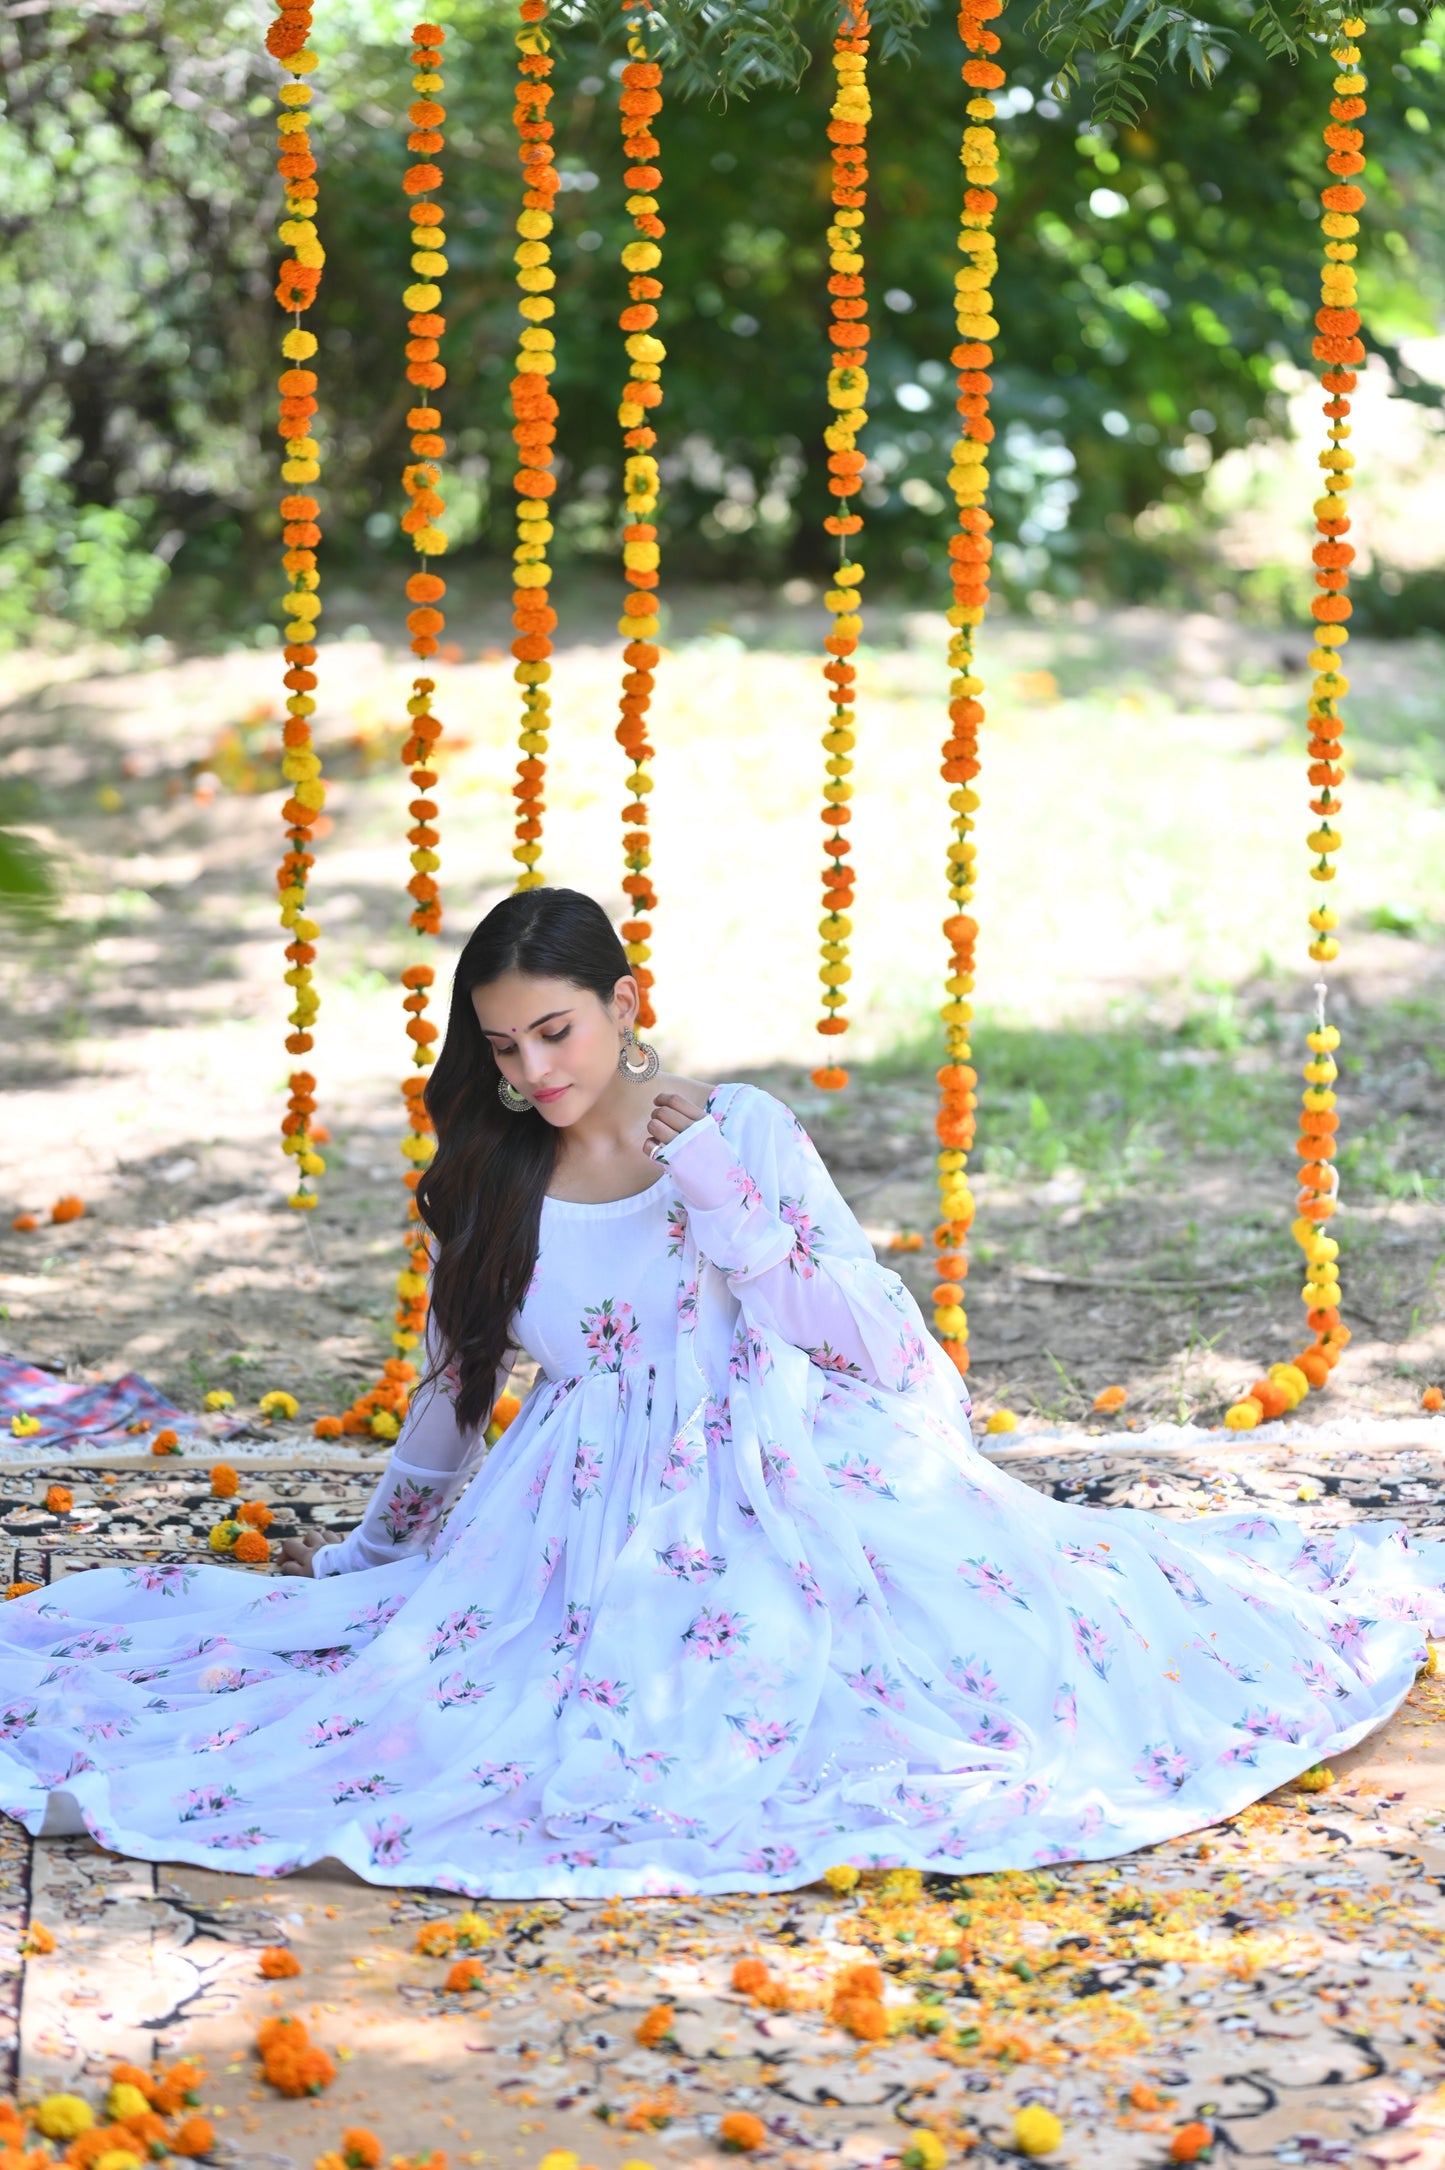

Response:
(472, 970), (639, 1127)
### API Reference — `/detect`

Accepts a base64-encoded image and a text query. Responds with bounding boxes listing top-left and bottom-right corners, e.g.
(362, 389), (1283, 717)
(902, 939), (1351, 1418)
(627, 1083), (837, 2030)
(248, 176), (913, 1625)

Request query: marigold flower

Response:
(233, 1530), (271, 1564)
(730, 1957), (771, 1996)
(45, 1485), (73, 1514)
(6, 1581), (43, 1599)
(24, 1920), (57, 1953)
(35, 2100), (95, 2142)
(901, 2137), (948, 2170)
(204, 1388), (235, 1410)
(1012, 2106), (1063, 2156)
(11, 1212), (38, 1231)
(210, 1463), (240, 1497)
(1093, 1384), (1127, 1413)
(259, 1389), (300, 1419)
(634, 2004), (674, 2047)
(1168, 2124), (1214, 2164)
(718, 2113), (766, 2153)
(237, 1499), (274, 1530)
(984, 1409), (1017, 1435)
(169, 2118), (215, 2160)
(259, 1945), (302, 1978)
(340, 2132), (383, 2170)
(150, 1429), (180, 1454)
(10, 1413), (42, 1437)
(444, 1957), (485, 1992)
(823, 1862), (860, 1893)
(1423, 1386), (1443, 1412)
(50, 1195), (85, 1223)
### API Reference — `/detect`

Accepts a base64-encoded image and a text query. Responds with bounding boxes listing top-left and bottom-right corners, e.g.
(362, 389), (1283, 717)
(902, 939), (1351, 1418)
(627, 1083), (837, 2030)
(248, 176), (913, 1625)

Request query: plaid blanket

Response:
(0, 1355), (221, 1456)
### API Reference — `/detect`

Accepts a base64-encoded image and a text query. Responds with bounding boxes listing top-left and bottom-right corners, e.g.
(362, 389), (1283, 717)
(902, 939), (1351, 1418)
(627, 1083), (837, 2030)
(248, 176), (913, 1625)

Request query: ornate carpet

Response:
(2, 1438), (1444, 2169)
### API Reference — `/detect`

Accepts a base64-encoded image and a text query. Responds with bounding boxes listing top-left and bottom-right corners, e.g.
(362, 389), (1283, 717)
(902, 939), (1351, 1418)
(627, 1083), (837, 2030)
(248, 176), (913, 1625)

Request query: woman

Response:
(2, 888), (1441, 1896)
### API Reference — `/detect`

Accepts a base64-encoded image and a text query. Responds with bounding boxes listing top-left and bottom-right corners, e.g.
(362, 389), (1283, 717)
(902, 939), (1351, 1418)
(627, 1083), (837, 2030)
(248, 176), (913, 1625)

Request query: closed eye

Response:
(543, 1026), (570, 1045)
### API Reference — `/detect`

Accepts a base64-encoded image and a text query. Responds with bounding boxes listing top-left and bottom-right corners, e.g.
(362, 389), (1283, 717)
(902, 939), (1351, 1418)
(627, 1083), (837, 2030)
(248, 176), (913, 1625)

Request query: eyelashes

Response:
(492, 1027), (570, 1058)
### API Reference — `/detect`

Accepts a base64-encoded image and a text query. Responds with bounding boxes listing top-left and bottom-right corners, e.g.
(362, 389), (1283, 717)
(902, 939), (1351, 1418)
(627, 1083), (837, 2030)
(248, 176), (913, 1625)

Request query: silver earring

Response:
(497, 1076), (531, 1113)
(618, 1028), (660, 1083)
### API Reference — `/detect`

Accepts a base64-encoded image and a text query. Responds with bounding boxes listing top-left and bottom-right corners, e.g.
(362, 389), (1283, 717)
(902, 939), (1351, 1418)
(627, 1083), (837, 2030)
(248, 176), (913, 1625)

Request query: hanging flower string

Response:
(811, 1), (871, 1093)
(613, 0), (666, 1030)
(931, 0), (1005, 1376)
(267, 0), (329, 1211)
(509, 0), (560, 892)
(1224, 13), (1365, 1431)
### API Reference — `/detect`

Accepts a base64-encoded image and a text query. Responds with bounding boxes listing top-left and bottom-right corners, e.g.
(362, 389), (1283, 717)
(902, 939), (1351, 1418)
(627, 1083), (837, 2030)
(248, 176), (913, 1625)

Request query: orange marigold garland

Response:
(267, 0), (329, 1211)
(811, 2), (871, 1093)
(931, 0), (1005, 1375)
(1224, 14), (1365, 1432)
(509, 0), (560, 892)
(613, 1), (667, 1029)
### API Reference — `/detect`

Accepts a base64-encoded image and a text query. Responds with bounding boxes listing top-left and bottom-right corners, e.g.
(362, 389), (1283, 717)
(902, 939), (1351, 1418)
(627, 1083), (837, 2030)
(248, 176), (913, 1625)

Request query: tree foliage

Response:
(0, 0), (1440, 641)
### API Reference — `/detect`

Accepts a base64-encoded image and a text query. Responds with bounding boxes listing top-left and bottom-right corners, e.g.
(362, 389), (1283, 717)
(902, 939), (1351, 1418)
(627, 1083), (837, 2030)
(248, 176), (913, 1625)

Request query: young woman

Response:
(2, 888), (1441, 1896)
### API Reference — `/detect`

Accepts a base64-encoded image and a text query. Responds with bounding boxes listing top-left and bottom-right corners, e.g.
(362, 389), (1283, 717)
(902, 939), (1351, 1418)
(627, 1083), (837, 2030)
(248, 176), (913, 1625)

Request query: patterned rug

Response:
(2, 1441), (1444, 2169)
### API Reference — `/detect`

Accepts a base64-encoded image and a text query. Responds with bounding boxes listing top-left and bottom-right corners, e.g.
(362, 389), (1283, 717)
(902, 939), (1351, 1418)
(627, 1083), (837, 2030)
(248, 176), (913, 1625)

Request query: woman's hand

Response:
(276, 1531), (331, 1578)
(646, 1089), (710, 1156)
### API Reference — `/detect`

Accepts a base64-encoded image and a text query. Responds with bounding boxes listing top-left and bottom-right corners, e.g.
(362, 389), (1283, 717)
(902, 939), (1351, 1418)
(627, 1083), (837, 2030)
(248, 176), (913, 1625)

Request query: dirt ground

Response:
(0, 596), (1442, 1433)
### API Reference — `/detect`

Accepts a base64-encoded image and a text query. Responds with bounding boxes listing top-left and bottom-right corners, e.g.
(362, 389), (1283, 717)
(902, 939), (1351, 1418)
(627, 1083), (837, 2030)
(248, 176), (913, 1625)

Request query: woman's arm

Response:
(303, 1333), (512, 1577)
(654, 1101), (965, 1409)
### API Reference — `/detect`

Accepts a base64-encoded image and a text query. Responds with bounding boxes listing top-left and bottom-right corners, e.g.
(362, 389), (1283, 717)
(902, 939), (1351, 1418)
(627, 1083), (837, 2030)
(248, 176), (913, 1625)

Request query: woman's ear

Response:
(611, 974), (642, 1032)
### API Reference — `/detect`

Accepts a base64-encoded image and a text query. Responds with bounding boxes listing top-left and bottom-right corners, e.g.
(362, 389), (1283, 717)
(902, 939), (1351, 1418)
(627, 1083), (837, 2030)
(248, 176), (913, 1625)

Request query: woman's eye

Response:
(543, 1027), (570, 1045)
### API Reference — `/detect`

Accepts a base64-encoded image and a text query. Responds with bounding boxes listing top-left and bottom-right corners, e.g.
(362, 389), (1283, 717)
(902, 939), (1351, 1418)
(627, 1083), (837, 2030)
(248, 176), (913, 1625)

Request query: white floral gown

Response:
(2, 1084), (1442, 1897)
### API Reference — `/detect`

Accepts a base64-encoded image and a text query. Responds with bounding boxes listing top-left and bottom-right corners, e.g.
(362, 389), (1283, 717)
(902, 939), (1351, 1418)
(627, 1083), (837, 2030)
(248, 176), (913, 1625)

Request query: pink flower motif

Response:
(429, 1671), (495, 1710)
(1156, 1555), (1209, 1607)
(175, 1782), (244, 1823)
(828, 1452), (897, 1501)
(666, 1200), (689, 1256)
(703, 1395), (731, 1452)
(845, 1663), (905, 1711)
(471, 1761), (531, 1795)
(677, 1276), (699, 1327)
(578, 1673), (631, 1715)
(346, 1596), (407, 1638)
(661, 1436), (703, 1492)
(122, 1564), (197, 1596)
(742, 1844), (800, 1874)
(949, 1653), (1000, 1701)
(1069, 1609), (1115, 1681)
(1293, 1655), (1349, 1700)
(581, 1297), (642, 1373)
(780, 1194), (818, 1277)
(1052, 1683), (1078, 1733)
(725, 1709), (801, 1761)
(1134, 1741), (1195, 1793)
(682, 1606), (751, 1662)
(726, 1161), (766, 1215)
(969, 1711), (1022, 1752)
(792, 1559), (824, 1611)
(524, 1453), (554, 1521)
(571, 1441), (604, 1503)
(304, 1714), (364, 1748)
(655, 1539), (727, 1581)
(959, 1557), (1030, 1610)
(381, 1477), (444, 1546)
(366, 1814), (412, 1867)
(197, 1722), (257, 1752)
(427, 1605), (492, 1661)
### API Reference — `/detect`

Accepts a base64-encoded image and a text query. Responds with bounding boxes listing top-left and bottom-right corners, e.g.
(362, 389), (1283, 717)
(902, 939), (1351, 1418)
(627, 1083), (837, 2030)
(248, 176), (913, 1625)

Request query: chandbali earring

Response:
(497, 1076), (531, 1113)
(618, 1027), (660, 1083)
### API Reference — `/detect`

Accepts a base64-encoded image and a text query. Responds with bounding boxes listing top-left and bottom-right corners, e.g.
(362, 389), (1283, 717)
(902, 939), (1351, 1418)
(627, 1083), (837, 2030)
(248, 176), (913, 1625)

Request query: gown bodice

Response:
(516, 1178), (679, 1384)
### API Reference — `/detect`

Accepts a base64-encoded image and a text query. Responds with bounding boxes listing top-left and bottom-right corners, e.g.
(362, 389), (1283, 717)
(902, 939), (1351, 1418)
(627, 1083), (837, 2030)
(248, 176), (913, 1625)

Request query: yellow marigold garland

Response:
(931, 0), (1005, 1378)
(1224, 13), (1366, 1432)
(613, 0), (666, 1029)
(811, 1), (871, 1093)
(267, 0), (329, 1211)
(509, 0), (560, 893)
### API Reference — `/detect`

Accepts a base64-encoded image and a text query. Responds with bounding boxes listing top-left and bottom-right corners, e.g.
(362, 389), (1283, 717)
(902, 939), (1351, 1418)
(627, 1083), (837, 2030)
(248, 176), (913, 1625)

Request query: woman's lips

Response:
(532, 1084), (568, 1103)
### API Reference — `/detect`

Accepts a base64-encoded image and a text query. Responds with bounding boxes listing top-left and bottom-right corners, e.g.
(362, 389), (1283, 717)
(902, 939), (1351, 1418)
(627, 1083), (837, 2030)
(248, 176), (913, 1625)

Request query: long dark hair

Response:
(417, 887), (631, 1434)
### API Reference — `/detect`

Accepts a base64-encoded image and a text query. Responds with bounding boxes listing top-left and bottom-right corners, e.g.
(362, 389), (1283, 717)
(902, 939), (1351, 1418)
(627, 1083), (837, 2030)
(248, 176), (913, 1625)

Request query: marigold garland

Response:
(931, 0), (1005, 1375)
(811, 2), (871, 1092)
(267, 0), (329, 1213)
(509, 0), (560, 892)
(1224, 13), (1365, 1431)
(612, 0), (667, 1028)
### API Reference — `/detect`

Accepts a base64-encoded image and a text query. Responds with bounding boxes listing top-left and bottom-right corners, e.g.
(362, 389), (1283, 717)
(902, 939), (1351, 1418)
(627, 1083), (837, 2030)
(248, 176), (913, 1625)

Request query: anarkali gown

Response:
(1, 1083), (1441, 1897)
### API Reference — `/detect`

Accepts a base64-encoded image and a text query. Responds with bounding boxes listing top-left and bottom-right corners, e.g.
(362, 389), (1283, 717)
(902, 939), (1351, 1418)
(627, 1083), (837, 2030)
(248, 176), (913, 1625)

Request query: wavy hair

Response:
(416, 887), (630, 1435)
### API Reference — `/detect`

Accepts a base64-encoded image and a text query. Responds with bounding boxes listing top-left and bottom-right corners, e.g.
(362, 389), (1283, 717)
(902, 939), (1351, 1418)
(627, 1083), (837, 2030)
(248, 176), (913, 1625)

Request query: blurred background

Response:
(0, 0), (1442, 1428)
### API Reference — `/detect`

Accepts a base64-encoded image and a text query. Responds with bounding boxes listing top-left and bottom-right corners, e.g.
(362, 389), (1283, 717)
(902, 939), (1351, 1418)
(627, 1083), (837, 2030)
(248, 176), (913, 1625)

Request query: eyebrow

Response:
(478, 1008), (573, 1038)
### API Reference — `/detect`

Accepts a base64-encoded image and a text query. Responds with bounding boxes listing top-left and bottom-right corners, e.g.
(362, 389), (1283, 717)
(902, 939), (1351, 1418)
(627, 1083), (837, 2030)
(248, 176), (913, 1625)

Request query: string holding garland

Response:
(508, 0), (561, 893)
(612, 0), (668, 1032)
(810, 0), (871, 1094)
(1223, 8), (1366, 1431)
(266, 0), (329, 1214)
(929, 0), (1005, 1382)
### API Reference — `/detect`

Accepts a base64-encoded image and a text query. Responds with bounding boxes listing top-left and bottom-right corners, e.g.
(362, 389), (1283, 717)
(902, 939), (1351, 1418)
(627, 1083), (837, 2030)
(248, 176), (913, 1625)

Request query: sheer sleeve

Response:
(311, 1326), (514, 1577)
(655, 1105), (968, 1418)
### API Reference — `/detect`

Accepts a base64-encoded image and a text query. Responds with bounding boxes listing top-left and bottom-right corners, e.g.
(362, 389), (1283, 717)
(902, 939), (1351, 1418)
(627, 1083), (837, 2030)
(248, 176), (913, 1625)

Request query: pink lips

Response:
(532, 1084), (568, 1104)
